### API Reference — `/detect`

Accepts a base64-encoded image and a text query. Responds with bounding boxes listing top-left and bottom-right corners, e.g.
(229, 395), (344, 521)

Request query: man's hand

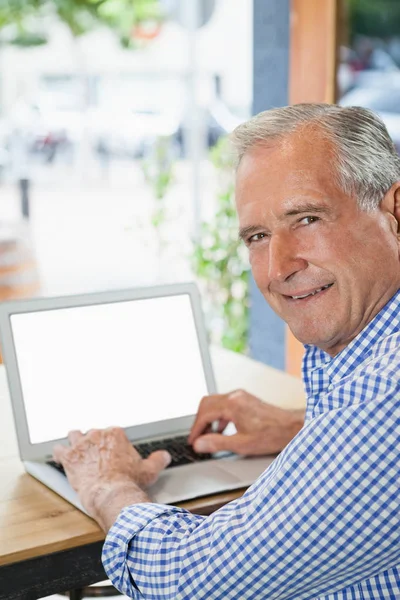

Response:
(188, 390), (304, 456)
(53, 427), (171, 531)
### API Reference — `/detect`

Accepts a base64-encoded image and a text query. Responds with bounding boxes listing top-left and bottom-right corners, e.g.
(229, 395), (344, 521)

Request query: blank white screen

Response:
(10, 294), (209, 444)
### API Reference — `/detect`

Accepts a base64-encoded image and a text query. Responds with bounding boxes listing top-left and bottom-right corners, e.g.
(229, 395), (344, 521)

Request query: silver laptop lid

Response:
(0, 283), (216, 461)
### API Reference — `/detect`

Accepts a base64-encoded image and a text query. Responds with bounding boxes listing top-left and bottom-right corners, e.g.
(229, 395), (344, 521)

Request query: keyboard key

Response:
(134, 436), (213, 467)
(47, 435), (213, 475)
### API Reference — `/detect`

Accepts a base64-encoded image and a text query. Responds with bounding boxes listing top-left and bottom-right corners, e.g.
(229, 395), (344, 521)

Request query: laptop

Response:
(0, 283), (274, 514)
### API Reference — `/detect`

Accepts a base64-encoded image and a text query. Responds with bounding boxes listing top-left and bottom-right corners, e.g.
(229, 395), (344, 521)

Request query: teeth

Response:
(291, 284), (330, 300)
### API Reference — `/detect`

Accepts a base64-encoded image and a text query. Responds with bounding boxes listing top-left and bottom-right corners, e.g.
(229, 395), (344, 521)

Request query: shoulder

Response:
(352, 330), (400, 385)
(370, 329), (400, 362)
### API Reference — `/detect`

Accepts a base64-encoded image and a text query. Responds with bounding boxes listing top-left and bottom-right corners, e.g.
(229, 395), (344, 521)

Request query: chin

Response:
(292, 330), (340, 355)
(289, 327), (327, 348)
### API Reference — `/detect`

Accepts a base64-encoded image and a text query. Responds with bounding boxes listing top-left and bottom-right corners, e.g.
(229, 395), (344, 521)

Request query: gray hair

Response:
(230, 103), (400, 211)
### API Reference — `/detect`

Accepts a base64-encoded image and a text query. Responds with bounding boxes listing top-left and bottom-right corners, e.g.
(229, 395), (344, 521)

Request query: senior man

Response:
(54, 104), (400, 599)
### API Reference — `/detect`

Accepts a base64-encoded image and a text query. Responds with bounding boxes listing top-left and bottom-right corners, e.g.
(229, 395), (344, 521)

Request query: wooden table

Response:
(0, 346), (305, 600)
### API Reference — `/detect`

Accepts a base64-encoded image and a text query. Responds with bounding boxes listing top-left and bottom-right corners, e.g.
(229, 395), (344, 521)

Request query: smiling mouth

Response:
(286, 283), (334, 300)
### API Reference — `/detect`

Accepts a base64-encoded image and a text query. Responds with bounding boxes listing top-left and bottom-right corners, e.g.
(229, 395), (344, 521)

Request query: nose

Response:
(268, 232), (308, 283)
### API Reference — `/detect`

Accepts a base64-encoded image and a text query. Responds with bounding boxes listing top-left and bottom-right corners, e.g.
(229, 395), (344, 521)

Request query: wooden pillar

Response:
(286, 0), (339, 376)
(289, 0), (338, 105)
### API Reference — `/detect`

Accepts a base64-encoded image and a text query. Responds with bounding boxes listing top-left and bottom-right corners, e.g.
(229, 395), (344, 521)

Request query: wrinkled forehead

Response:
(235, 133), (342, 216)
(233, 138), (365, 232)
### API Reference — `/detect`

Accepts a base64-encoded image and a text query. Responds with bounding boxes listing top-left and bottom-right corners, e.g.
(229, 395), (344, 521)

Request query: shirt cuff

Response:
(102, 502), (191, 596)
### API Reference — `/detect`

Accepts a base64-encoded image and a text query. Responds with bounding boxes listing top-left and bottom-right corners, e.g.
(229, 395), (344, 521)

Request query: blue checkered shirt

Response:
(102, 290), (400, 599)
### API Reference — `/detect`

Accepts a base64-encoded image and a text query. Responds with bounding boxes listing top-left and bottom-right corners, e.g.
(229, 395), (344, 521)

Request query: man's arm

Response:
(53, 391), (302, 531)
(84, 480), (149, 533)
(52, 427), (171, 531)
(102, 392), (400, 599)
(188, 389), (305, 455)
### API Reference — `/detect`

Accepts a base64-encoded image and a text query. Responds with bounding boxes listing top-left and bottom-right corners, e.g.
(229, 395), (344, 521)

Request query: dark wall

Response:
(249, 0), (290, 370)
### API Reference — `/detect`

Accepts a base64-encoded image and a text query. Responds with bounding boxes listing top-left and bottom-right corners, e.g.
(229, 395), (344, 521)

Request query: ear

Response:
(381, 182), (400, 237)
(393, 184), (400, 233)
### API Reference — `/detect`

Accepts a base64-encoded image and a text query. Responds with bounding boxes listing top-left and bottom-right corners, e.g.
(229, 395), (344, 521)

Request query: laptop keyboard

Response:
(47, 435), (213, 475)
(135, 435), (213, 467)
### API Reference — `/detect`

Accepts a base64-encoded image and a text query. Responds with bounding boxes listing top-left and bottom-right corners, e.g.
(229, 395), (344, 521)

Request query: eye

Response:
(248, 232), (267, 244)
(299, 215), (320, 225)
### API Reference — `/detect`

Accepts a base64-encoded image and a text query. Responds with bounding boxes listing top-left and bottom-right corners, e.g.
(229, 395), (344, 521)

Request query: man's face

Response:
(236, 131), (400, 356)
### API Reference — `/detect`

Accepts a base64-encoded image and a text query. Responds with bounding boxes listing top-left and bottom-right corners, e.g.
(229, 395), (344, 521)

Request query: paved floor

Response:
(0, 159), (216, 298)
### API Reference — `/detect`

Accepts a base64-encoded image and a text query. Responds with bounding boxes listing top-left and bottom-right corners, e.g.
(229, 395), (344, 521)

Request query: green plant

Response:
(99, 0), (164, 49)
(192, 136), (250, 354)
(348, 0), (400, 39)
(0, 0), (165, 46)
(141, 135), (176, 269)
(142, 136), (175, 222)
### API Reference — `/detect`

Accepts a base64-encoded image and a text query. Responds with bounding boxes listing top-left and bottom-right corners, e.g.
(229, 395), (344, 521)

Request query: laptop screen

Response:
(9, 293), (209, 444)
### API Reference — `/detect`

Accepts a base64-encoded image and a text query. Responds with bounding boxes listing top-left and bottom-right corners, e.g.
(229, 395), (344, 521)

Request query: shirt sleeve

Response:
(102, 390), (400, 600)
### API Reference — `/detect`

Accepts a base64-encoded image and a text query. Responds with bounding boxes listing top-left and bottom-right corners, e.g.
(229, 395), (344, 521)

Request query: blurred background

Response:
(0, 0), (400, 374)
(337, 0), (400, 149)
(3, 4), (400, 598)
(0, 0), (252, 355)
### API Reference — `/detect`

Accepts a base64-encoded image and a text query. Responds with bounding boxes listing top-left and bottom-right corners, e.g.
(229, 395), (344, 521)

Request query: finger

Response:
(140, 450), (171, 487)
(53, 443), (68, 463)
(85, 428), (102, 441)
(106, 426), (126, 439)
(146, 450), (171, 471)
(215, 419), (230, 433)
(188, 401), (231, 444)
(67, 430), (84, 445)
(105, 427), (132, 452)
(193, 433), (246, 454)
(198, 419), (229, 437)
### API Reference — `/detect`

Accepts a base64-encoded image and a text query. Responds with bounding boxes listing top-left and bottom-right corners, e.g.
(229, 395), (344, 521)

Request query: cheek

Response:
(249, 250), (268, 278)
(298, 227), (336, 260)
(249, 248), (269, 286)
(299, 226), (355, 269)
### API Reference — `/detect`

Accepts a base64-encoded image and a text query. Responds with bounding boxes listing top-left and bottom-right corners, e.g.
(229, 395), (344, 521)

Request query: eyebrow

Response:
(238, 203), (331, 241)
(283, 203), (331, 217)
(238, 225), (265, 241)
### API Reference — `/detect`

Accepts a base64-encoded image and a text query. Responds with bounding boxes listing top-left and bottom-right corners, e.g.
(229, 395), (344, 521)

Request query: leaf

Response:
(191, 135), (249, 354)
(0, 0), (165, 46)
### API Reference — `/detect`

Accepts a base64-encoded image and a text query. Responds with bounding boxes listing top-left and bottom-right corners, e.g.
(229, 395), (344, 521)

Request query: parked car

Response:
(175, 99), (244, 157)
(6, 94), (78, 165)
(91, 105), (181, 159)
(92, 98), (243, 160)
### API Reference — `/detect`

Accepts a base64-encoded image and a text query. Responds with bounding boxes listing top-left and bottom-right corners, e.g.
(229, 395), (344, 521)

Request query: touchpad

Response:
(150, 462), (241, 505)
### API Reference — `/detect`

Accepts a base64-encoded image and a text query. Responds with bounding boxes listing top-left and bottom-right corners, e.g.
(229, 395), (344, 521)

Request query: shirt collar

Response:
(303, 288), (400, 393)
